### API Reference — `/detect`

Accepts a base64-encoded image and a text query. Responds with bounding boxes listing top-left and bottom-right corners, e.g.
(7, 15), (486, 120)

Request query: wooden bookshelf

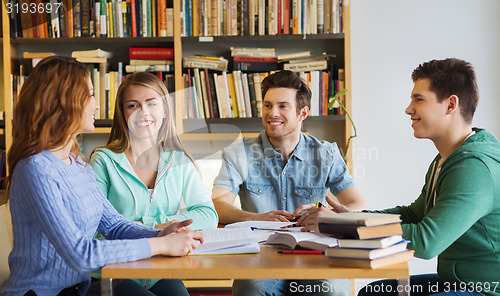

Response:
(1, 0), (353, 166)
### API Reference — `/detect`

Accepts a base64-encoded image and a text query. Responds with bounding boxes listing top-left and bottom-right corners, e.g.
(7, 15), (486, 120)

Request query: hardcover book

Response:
(325, 240), (408, 259)
(129, 47), (174, 60)
(317, 212), (401, 227)
(318, 222), (403, 240)
(328, 250), (414, 269)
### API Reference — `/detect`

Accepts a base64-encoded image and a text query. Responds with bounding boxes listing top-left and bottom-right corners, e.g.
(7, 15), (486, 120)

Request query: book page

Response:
(190, 227), (259, 254)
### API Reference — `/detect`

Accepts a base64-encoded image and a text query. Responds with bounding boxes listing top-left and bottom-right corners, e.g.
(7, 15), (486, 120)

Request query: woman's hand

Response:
(149, 230), (204, 257)
(156, 219), (194, 236)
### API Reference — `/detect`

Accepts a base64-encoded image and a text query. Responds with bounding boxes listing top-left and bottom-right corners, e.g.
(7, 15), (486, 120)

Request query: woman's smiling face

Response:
(122, 84), (166, 141)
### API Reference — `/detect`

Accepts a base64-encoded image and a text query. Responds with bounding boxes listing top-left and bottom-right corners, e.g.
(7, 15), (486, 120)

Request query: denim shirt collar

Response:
(261, 132), (307, 162)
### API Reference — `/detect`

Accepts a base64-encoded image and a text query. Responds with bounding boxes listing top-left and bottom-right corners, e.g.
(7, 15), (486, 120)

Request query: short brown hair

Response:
(411, 58), (479, 123)
(261, 70), (311, 114)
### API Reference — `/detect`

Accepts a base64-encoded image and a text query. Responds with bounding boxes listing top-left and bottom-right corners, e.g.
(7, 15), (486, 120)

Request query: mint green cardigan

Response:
(376, 128), (500, 296)
(90, 148), (218, 230)
(90, 148), (218, 289)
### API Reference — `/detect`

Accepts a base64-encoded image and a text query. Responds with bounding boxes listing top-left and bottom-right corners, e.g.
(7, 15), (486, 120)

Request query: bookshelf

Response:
(0, 0), (353, 169)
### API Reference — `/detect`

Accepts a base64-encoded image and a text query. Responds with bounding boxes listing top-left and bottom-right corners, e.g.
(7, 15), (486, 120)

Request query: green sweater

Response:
(377, 128), (500, 296)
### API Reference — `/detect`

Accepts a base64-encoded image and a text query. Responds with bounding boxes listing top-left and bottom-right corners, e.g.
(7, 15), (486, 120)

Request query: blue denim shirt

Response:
(213, 132), (355, 214)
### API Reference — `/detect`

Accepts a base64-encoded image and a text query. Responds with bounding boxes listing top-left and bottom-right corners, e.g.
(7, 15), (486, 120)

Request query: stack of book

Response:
(318, 212), (414, 269)
(126, 47), (174, 73)
(230, 47), (278, 72)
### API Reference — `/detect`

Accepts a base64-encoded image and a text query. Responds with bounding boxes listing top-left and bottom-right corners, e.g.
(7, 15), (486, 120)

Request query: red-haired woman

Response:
(0, 56), (203, 296)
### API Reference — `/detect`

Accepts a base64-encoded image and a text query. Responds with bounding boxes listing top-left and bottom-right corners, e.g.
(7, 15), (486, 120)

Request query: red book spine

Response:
(130, 0), (137, 37)
(129, 47), (174, 59)
(283, 0), (290, 34)
(233, 56), (278, 63)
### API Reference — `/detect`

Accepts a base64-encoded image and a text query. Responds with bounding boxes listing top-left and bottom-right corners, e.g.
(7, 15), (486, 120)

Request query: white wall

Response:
(350, 0), (500, 275)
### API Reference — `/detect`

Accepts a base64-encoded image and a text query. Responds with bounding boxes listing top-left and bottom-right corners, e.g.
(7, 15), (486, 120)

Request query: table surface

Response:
(102, 244), (410, 280)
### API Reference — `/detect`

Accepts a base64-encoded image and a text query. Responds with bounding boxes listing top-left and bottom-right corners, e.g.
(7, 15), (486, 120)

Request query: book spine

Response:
(129, 48), (174, 59)
(233, 61), (278, 72)
(183, 60), (227, 72)
(99, 0), (106, 36)
(125, 64), (174, 72)
(59, 0), (66, 37)
(233, 56), (277, 63)
(73, 0), (81, 37)
(81, 0), (90, 36)
(283, 60), (328, 72)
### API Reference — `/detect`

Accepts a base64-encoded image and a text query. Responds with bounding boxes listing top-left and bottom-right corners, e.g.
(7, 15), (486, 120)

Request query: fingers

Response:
(178, 219), (194, 227)
(291, 204), (315, 217)
(326, 197), (351, 213)
(192, 231), (204, 243)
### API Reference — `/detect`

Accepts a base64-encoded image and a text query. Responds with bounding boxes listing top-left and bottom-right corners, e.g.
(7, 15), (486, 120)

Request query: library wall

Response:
(350, 0), (500, 277)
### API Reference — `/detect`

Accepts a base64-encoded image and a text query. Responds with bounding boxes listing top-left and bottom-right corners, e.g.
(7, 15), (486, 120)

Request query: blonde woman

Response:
(89, 72), (218, 294)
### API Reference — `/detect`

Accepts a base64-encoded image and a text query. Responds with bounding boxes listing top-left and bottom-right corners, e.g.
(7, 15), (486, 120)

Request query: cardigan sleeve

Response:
(15, 160), (155, 272)
(154, 154), (219, 230)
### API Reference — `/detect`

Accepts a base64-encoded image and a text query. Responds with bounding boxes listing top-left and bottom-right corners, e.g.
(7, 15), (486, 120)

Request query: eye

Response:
(147, 102), (158, 107)
(126, 103), (139, 109)
(280, 104), (289, 109)
(263, 103), (271, 109)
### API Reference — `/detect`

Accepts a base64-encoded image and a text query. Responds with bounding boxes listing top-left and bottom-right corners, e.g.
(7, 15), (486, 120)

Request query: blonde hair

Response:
(6, 56), (91, 196)
(98, 72), (195, 164)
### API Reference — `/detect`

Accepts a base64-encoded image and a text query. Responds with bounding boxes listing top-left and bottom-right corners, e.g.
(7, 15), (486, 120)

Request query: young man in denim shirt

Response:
(211, 70), (369, 296)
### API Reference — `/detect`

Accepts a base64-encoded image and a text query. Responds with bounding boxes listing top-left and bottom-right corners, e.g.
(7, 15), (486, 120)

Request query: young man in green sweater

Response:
(302, 58), (500, 296)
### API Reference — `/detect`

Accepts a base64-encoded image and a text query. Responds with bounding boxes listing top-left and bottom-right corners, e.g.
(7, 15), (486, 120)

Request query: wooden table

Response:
(101, 244), (410, 295)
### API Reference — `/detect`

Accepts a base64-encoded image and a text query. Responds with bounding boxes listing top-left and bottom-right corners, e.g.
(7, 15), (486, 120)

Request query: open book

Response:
(266, 231), (338, 252)
(189, 227), (260, 255)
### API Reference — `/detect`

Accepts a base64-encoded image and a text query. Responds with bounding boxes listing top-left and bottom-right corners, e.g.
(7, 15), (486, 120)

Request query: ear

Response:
(446, 95), (459, 115)
(299, 106), (309, 121)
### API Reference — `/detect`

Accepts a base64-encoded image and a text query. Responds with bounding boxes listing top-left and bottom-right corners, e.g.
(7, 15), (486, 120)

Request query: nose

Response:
(405, 101), (414, 115)
(93, 97), (99, 110)
(269, 105), (280, 117)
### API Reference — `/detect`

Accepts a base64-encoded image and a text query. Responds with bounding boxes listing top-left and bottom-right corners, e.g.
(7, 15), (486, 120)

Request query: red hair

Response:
(6, 56), (91, 198)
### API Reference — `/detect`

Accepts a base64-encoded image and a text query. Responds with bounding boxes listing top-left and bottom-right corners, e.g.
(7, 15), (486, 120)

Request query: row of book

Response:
(9, 0), (175, 39)
(8, 0), (343, 39)
(182, 67), (346, 120)
(181, 0), (344, 37)
(318, 212), (414, 269)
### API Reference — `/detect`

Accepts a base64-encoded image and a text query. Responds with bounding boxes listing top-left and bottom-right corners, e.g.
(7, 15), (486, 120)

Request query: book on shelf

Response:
(71, 48), (113, 59)
(232, 61), (278, 72)
(325, 240), (408, 260)
(75, 57), (108, 64)
(317, 212), (402, 227)
(337, 235), (404, 249)
(230, 47), (276, 58)
(23, 52), (56, 59)
(266, 231), (338, 252)
(277, 51), (311, 61)
(129, 47), (174, 60)
(233, 56), (278, 63)
(183, 56), (229, 72)
(189, 227), (260, 255)
(125, 64), (174, 73)
(283, 60), (328, 72)
(328, 250), (415, 269)
(130, 59), (174, 66)
(318, 222), (403, 240)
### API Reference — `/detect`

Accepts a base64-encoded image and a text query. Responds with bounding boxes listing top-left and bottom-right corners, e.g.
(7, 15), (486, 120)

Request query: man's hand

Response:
(298, 196), (352, 232)
(156, 219), (194, 237)
(291, 203), (315, 220)
(253, 210), (295, 222)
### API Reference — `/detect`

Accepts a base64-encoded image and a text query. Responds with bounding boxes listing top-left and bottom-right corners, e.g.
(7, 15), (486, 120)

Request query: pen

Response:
(315, 201), (326, 208)
(278, 250), (324, 255)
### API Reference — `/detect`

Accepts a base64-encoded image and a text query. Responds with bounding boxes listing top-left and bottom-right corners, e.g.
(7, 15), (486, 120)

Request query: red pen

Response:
(278, 250), (323, 255)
